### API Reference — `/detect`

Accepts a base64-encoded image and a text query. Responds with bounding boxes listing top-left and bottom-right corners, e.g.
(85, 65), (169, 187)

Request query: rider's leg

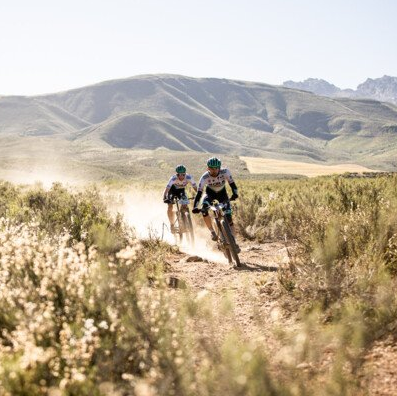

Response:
(202, 213), (217, 241)
(203, 214), (214, 231)
(226, 214), (235, 236)
(167, 203), (175, 231)
(226, 214), (236, 236)
(200, 199), (214, 232)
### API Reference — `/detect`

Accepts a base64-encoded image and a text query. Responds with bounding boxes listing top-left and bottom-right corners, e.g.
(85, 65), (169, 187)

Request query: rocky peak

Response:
(283, 78), (341, 96)
(356, 75), (397, 102)
(283, 75), (397, 105)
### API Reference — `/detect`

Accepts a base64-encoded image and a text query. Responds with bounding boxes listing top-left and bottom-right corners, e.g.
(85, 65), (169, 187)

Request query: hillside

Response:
(1, 74), (397, 172)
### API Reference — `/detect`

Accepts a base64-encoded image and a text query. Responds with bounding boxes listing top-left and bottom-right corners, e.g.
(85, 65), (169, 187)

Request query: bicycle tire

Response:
(175, 213), (184, 244)
(185, 211), (195, 245)
(220, 219), (241, 267)
(215, 219), (232, 263)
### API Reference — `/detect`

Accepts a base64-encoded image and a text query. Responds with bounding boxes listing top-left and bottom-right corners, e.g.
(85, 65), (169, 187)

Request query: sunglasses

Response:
(177, 173), (186, 176)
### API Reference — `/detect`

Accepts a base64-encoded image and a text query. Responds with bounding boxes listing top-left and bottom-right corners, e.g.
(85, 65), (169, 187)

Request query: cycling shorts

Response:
(167, 185), (186, 202)
(201, 188), (233, 223)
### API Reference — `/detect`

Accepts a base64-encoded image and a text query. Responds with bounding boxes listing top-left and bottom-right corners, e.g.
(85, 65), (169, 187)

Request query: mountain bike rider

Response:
(163, 165), (198, 233)
(192, 157), (239, 248)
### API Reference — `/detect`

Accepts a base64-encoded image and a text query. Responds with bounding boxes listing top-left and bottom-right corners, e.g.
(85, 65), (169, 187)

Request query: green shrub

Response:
(236, 175), (397, 348)
(0, 181), (131, 252)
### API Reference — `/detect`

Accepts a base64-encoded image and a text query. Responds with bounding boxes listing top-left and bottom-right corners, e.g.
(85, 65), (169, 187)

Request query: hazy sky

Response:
(1, 0), (396, 95)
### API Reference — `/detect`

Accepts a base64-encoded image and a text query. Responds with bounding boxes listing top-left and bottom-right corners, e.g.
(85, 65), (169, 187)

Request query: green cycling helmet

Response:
(207, 157), (221, 169)
(175, 164), (187, 174)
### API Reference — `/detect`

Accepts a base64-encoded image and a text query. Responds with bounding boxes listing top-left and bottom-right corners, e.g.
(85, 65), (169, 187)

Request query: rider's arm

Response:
(229, 182), (238, 196)
(163, 187), (170, 200)
(225, 169), (238, 196)
(188, 174), (198, 193)
(193, 191), (202, 208)
(193, 174), (206, 207)
(163, 176), (175, 200)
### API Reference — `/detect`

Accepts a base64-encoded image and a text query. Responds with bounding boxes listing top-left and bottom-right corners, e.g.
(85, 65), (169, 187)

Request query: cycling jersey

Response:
(193, 167), (238, 225)
(166, 174), (197, 190)
(197, 168), (234, 193)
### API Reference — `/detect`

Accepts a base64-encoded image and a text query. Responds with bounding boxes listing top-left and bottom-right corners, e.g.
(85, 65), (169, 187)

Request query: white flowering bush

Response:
(0, 217), (273, 395)
(3, 179), (394, 395)
(0, 181), (299, 396)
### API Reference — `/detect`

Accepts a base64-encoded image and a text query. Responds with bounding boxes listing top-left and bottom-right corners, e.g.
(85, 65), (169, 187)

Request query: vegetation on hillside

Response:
(0, 176), (396, 395)
(0, 181), (291, 395)
(236, 174), (397, 386)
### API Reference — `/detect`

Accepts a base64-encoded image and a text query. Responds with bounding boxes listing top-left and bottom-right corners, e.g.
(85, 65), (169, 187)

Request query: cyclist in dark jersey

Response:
(163, 164), (197, 233)
(192, 157), (239, 248)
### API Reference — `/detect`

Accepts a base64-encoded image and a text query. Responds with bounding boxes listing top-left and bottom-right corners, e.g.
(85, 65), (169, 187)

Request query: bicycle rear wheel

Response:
(174, 214), (184, 245)
(184, 211), (195, 245)
(220, 219), (241, 267)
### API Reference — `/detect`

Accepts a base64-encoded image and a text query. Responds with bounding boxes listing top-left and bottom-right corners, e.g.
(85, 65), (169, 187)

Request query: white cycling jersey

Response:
(166, 174), (197, 190)
(198, 168), (234, 193)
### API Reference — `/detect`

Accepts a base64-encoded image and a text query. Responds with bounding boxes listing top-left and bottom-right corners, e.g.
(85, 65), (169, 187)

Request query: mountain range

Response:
(283, 75), (397, 105)
(1, 74), (397, 176)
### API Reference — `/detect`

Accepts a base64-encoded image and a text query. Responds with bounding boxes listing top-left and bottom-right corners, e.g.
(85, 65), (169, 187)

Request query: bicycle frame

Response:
(207, 199), (241, 267)
(171, 196), (195, 244)
(208, 200), (227, 226)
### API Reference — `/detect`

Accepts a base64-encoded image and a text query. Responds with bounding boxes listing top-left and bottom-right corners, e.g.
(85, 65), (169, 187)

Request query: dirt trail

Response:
(166, 238), (294, 350)
(361, 337), (397, 396)
(118, 189), (293, 347)
(120, 191), (397, 394)
(161, 235), (397, 396)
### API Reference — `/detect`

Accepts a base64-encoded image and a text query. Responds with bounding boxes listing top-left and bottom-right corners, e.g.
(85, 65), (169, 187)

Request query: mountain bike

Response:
(171, 195), (195, 245)
(207, 199), (241, 267)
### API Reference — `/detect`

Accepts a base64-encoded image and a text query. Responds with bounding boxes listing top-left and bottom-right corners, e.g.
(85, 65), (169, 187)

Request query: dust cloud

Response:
(118, 190), (228, 264)
(0, 163), (228, 264)
(1, 168), (81, 188)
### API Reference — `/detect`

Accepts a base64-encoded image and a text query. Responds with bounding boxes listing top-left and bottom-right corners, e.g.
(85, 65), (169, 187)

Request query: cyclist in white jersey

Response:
(163, 164), (197, 233)
(192, 157), (239, 248)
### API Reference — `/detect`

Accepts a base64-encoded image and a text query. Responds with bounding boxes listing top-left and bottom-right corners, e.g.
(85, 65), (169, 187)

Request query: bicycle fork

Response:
(215, 218), (227, 245)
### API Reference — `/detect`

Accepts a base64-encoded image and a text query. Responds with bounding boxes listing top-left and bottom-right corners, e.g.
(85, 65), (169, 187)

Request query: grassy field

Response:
(0, 138), (306, 186)
(241, 156), (380, 177)
(1, 134), (380, 187)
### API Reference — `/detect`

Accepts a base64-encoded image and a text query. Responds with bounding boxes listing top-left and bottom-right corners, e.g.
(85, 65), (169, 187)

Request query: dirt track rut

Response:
(166, 241), (294, 350)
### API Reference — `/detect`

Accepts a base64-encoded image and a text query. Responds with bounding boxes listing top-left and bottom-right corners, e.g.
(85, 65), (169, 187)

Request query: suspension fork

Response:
(214, 216), (225, 242)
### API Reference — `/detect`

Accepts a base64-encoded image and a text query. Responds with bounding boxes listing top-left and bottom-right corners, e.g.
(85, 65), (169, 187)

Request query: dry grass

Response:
(2, 177), (396, 395)
(241, 156), (379, 177)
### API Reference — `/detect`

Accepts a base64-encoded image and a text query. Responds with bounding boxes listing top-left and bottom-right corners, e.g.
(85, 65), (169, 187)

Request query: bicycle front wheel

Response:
(215, 219), (232, 263)
(220, 219), (241, 267)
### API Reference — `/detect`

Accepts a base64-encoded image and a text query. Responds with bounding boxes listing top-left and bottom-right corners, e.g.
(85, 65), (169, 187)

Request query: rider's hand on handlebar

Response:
(230, 193), (238, 201)
(192, 207), (201, 214)
(163, 198), (171, 204)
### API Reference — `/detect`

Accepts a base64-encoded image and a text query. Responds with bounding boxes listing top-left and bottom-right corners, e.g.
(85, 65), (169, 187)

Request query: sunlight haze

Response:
(1, 0), (396, 95)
